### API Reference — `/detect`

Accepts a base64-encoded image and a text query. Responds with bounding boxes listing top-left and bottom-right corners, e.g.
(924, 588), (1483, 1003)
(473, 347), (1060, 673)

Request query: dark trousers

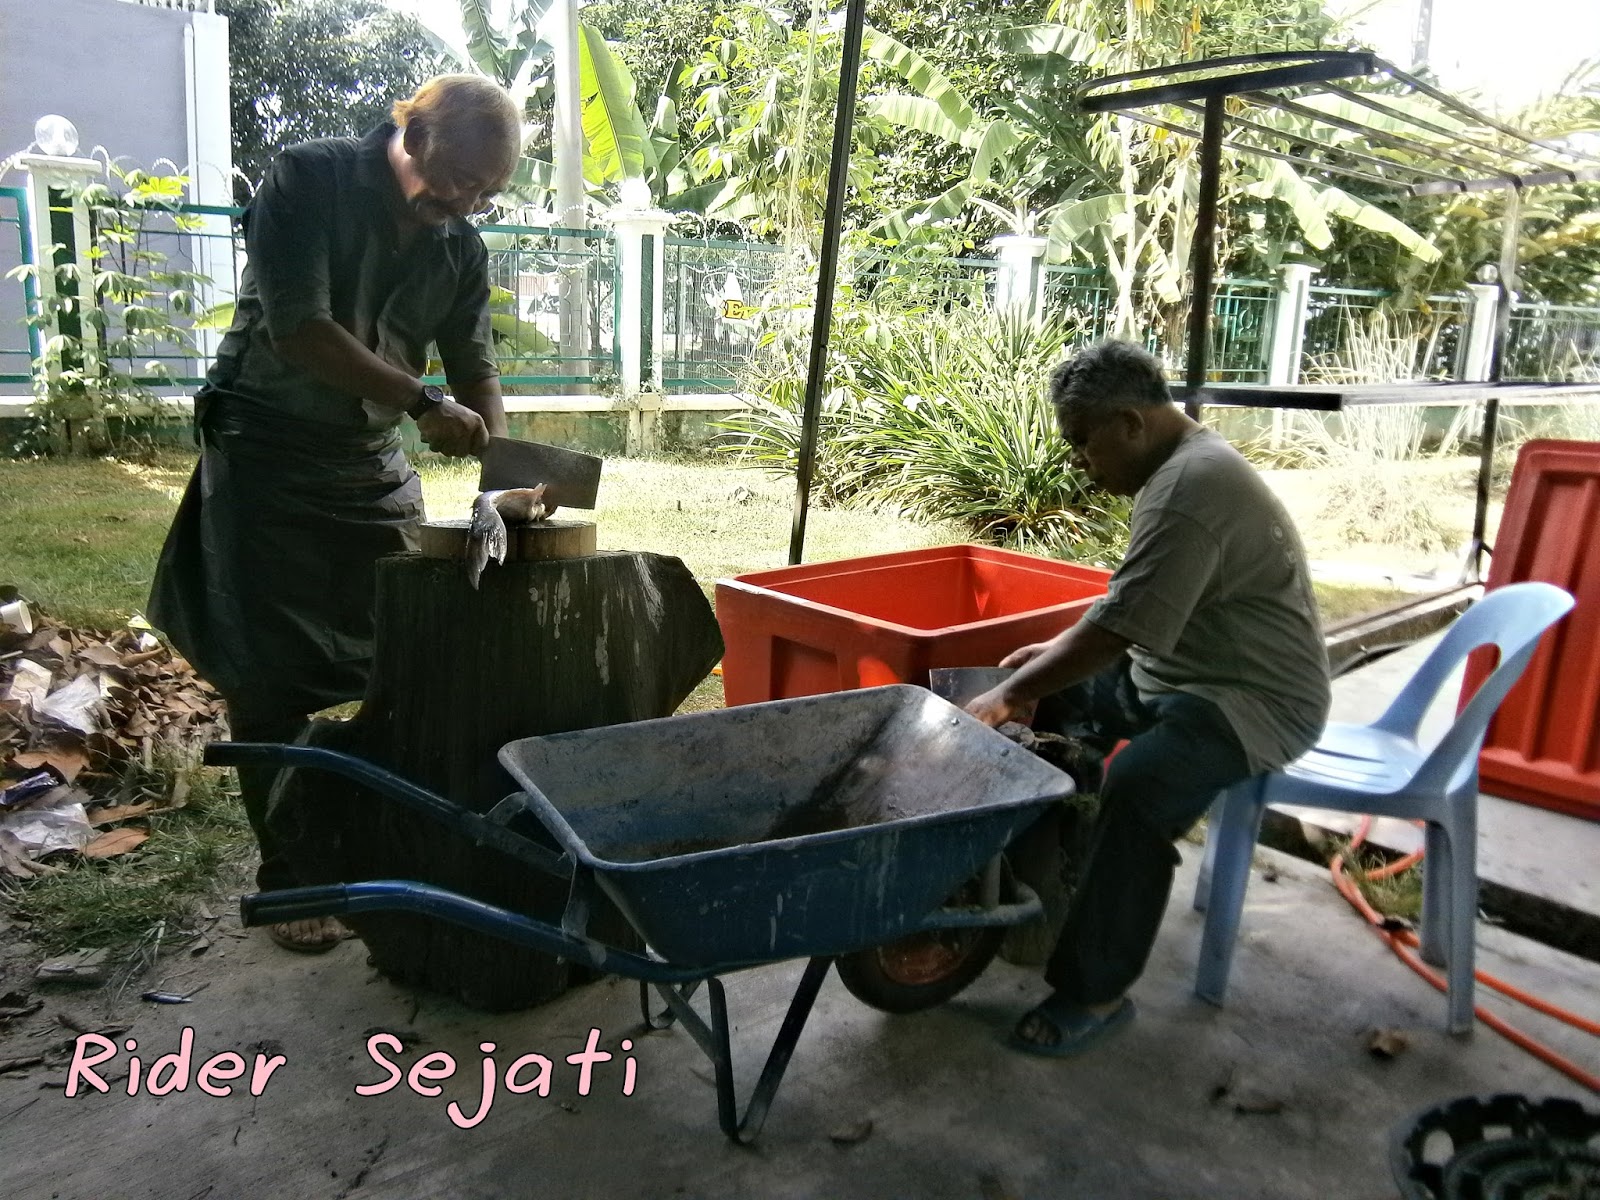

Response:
(1034, 658), (1253, 1006)
(223, 694), (309, 893)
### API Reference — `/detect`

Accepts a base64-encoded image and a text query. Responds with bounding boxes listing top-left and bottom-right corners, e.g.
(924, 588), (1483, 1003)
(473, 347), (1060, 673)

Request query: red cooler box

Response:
(716, 544), (1113, 706)
(1461, 439), (1600, 820)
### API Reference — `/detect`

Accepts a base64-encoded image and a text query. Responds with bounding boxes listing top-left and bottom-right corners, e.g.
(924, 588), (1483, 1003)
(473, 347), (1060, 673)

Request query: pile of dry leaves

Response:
(0, 591), (224, 879)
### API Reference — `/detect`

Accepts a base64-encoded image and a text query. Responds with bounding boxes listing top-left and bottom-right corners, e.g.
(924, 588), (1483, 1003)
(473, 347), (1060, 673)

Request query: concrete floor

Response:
(3, 838), (1597, 1200)
(4, 644), (1597, 1199)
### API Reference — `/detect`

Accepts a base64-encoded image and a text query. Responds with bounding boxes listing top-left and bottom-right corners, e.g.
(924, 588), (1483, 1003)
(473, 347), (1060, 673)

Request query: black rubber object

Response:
(1391, 1093), (1600, 1199)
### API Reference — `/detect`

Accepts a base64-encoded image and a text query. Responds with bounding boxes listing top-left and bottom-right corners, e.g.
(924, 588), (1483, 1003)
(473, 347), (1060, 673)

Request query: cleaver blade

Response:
(477, 437), (602, 510)
(927, 666), (1016, 708)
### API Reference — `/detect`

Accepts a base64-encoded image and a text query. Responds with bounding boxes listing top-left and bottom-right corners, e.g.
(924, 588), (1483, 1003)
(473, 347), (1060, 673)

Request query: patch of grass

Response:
(416, 454), (965, 581)
(5, 753), (252, 954)
(0, 450), (195, 627)
(1332, 840), (1424, 925)
(1312, 581), (1416, 626)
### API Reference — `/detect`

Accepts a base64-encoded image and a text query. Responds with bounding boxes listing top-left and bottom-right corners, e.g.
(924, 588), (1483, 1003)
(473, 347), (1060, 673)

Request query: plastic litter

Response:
(0, 801), (93, 857)
(5, 659), (50, 709)
(37, 672), (107, 735)
(0, 770), (63, 809)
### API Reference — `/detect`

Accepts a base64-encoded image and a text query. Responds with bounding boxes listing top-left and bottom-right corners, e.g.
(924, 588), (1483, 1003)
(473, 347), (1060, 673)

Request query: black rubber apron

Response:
(149, 391), (424, 716)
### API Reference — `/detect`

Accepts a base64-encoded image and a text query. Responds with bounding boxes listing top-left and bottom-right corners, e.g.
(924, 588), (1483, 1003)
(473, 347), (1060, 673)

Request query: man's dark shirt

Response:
(205, 121), (497, 434)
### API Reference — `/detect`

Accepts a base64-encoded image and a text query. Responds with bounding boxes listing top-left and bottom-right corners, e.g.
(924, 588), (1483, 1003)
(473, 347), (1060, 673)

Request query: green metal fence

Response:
(92, 206), (620, 391)
(1043, 265), (1115, 342)
(662, 237), (789, 390)
(0, 186), (38, 386)
(1301, 286), (1469, 382)
(476, 224), (619, 389)
(854, 252), (997, 310)
(96, 201), (239, 389)
(8, 193), (1600, 400)
(1207, 278), (1276, 382)
(1505, 301), (1600, 382)
(1041, 270), (1277, 381)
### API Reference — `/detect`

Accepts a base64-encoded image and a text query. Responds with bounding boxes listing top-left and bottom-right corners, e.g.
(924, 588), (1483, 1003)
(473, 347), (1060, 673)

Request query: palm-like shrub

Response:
(721, 305), (1130, 562)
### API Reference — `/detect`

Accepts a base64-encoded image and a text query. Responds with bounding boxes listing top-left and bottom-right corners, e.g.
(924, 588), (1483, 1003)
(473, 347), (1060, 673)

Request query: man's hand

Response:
(999, 642), (1051, 670)
(965, 685), (1029, 729)
(417, 398), (489, 457)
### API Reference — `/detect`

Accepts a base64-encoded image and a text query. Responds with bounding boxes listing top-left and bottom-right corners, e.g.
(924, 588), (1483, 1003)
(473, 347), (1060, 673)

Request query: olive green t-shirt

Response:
(1084, 425), (1330, 773)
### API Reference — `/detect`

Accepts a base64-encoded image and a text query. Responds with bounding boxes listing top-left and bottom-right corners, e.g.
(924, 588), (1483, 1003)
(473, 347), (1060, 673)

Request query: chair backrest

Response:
(1375, 582), (1575, 795)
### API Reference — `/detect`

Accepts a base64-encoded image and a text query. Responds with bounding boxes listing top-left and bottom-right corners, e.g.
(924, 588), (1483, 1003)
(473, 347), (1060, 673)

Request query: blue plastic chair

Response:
(1191, 581), (1575, 1035)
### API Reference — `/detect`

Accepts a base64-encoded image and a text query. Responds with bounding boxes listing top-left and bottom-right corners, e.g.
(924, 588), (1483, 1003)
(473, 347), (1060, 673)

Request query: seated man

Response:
(966, 340), (1330, 1057)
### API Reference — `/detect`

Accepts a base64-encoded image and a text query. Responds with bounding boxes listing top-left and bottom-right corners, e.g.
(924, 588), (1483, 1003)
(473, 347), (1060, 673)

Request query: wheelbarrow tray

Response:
(498, 684), (1072, 968)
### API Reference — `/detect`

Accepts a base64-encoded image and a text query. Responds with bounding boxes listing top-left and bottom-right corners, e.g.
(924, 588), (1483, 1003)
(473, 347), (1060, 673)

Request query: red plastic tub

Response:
(715, 545), (1112, 706)
(1461, 439), (1600, 819)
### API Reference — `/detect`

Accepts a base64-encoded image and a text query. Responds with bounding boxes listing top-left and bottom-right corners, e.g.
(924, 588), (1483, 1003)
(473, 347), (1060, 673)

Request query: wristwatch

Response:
(407, 382), (446, 420)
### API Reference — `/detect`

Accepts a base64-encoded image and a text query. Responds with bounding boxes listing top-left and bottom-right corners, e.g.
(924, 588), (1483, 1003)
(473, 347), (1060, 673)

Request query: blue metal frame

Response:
(0, 185), (41, 384)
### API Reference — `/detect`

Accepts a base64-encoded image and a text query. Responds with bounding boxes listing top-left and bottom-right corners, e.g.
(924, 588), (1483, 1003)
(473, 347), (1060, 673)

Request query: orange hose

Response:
(1332, 816), (1600, 1093)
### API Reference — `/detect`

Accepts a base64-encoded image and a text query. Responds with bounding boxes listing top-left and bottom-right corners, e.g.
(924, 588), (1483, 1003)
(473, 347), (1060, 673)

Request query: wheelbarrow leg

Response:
(649, 956), (834, 1145)
(640, 978), (701, 1030)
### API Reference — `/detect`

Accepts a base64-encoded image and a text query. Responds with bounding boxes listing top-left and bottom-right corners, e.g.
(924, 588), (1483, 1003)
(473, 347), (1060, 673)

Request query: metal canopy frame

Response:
(1073, 49), (1600, 581)
(786, 40), (1600, 573)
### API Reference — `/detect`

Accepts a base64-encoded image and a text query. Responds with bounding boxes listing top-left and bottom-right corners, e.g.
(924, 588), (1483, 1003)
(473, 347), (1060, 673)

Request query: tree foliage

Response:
(219, 0), (453, 204)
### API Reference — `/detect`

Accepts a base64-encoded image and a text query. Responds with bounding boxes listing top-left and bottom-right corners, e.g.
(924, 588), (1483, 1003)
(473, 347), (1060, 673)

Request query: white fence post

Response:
(605, 203), (672, 453)
(1264, 262), (1315, 449)
(1461, 282), (1500, 381)
(990, 234), (1048, 320)
(183, 6), (236, 379)
(1267, 262), (1315, 386)
(17, 154), (103, 389)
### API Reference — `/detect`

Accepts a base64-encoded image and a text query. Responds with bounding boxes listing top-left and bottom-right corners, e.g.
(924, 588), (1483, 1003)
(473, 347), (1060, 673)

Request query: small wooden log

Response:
(267, 548), (723, 1011)
(417, 518), (597, 564)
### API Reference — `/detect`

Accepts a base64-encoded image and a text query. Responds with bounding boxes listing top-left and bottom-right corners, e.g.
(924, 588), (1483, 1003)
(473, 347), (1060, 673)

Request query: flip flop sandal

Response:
(267, 920), (347, 954)
(1007, 995), (1136, 1058)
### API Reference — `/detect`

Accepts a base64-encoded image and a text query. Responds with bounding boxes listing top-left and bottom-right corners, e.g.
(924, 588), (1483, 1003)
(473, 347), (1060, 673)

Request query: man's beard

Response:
(409, 195), (454, 225)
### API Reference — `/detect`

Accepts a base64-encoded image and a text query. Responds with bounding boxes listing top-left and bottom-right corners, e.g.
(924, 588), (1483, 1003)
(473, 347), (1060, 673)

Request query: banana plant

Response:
(424, 3), (735, 218)
(860, 27), (1027, 243)
(575, 27), (732, 213)
(455, 0), (553, 91)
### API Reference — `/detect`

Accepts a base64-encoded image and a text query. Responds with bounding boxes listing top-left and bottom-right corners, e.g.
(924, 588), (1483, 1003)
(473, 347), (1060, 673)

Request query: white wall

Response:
(0, 0), (232, 201)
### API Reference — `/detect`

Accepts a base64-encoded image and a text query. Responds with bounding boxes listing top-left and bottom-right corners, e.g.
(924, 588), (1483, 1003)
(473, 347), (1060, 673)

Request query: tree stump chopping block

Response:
(267, 546), (723, 1011)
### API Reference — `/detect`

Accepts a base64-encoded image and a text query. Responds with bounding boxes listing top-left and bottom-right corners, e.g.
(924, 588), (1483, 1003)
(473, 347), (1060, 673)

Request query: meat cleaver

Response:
(927, 666), (1016, 709)
(927, 665), (1038, 723)
(477, 436), (602, 510)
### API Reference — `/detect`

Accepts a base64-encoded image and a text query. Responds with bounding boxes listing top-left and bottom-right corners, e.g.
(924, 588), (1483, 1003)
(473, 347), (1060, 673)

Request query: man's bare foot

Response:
(267, 917), (350, 954)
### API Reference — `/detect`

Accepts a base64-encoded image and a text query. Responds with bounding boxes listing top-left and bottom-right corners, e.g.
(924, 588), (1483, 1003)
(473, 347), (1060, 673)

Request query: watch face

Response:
(421, 384), (446, 403)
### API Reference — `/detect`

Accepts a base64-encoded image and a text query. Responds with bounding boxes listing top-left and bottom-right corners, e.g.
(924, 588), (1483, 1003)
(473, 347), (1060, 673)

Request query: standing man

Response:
(966, 340), (1330, 1056)
(150, 76), (524, 952)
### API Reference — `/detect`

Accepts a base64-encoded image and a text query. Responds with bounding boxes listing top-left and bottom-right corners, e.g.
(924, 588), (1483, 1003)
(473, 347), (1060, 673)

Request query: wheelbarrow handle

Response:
(242, 884), (350, 926)
(239, 881), (712, 985)
(907, 880), (1043, 935)
(203, 742), (571, 879)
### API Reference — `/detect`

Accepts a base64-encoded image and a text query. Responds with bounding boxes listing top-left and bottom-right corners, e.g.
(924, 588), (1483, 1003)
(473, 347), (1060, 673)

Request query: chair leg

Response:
(1419, 822), (1451, 969)
(1443, 813), (1479, 1037)
(1193, 794), (1227, 913)
(1194, 779), (1266, 1007)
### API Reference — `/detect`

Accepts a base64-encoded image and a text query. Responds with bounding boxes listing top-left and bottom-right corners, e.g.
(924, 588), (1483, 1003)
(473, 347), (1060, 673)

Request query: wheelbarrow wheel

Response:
(835, 926), (1004, 1014)
(835, 874), (1006, 1014)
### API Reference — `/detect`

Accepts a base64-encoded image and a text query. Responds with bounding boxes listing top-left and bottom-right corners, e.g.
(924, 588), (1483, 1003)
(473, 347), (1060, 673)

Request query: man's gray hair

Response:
(1048, 340), (1171, 426)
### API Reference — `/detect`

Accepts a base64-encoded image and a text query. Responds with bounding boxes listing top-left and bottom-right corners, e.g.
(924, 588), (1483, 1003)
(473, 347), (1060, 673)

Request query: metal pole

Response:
(551, 0), (590, 374)
(787, 0), (869, 565)
(1465, 185), (1521, 581)
(1182, 95), (1226, 422)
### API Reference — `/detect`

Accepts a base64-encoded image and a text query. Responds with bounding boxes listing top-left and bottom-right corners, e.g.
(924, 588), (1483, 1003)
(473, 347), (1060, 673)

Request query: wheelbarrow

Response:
(205, 684), (1073, 1143)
